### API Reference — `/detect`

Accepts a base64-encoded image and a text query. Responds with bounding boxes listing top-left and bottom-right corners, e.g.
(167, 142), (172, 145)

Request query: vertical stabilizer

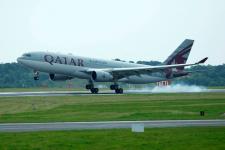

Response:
(164, 39), (194, 78)
(164, 39), (194, 69)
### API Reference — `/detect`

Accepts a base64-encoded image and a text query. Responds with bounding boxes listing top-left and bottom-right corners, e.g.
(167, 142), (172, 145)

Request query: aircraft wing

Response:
(87, 57), (208, 79)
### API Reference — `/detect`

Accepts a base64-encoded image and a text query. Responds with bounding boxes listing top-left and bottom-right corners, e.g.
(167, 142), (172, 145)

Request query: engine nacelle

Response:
(49, 74), (73, 81)
(92, 71), (113, 82)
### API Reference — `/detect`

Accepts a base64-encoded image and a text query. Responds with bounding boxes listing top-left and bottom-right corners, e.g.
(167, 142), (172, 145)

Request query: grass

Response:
(0, 127), (224, 150)
(0, 93), (224, 123)
(0, 93), (224, 149)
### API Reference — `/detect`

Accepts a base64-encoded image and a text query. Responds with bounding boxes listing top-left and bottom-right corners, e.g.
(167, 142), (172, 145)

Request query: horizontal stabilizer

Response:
(196, 57), (208, 64)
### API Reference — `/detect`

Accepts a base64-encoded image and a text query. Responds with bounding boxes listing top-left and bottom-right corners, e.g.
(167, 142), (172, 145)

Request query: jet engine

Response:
(91, 71), (113, 82)
(49, 74), (73, 81)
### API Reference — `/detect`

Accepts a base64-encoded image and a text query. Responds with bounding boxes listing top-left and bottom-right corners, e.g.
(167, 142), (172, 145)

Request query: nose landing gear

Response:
(33, 71), (39, 80)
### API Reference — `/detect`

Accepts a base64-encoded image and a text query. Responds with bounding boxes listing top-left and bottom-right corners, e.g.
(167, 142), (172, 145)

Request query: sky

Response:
(0, 0), (225, 65)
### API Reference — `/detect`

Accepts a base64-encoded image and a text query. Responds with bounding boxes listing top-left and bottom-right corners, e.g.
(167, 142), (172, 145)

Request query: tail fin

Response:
(163, 39), (194, 70)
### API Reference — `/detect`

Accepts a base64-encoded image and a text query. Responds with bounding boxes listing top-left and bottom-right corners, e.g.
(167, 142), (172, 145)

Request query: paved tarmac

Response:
(0, 120), (224, 132)
(0, 89), (224, 97)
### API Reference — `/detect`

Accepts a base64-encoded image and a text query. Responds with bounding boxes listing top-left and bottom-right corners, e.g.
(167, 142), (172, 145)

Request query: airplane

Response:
(17, 39), (208, 94)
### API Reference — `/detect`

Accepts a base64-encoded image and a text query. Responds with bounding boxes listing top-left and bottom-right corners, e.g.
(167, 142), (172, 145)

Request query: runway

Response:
(0, 91), (119, 97)
(0, 120), (224, 132)
(0, 89), (224, 97)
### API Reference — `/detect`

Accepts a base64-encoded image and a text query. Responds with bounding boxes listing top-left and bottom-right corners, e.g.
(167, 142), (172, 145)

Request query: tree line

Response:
(0, 62), (224, 88)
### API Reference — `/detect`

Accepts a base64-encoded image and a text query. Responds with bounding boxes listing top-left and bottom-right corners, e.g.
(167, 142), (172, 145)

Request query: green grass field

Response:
(0, 93), (224, 123)
(0, 93), (225, 149)
(0, 127), (224, 150)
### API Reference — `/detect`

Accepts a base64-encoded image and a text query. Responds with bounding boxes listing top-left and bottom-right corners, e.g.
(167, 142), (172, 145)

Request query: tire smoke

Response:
(127, 84), (206, 93)
(151, 84), (206, 93)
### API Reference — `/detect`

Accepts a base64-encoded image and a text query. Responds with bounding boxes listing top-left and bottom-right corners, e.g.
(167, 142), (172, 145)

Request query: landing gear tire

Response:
(110, 84), (119, 90)
(91, 88), (99, 94)
(34, 77), (39, 80)
(115, 88), (123, 94)
(86, 84), (94, 90)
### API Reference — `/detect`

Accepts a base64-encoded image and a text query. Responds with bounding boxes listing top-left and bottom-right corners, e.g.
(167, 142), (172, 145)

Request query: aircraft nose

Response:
(17, 57), (24, 64)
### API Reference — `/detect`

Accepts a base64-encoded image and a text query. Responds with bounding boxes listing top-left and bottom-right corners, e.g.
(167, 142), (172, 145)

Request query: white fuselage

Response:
(17, 52), (166, 84)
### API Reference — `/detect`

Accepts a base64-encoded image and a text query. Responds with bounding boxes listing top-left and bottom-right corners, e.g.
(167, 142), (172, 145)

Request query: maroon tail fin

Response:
(164, 39), (194, 71)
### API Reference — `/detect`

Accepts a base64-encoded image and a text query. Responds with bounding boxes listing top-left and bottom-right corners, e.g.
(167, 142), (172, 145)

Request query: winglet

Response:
(196, 57), (208, 64)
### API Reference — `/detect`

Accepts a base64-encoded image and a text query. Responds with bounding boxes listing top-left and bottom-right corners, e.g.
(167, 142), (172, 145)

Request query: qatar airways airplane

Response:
(17, 39), (207, 94)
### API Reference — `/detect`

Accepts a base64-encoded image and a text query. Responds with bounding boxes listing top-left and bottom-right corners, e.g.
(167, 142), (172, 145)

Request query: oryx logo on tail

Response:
(164, 39), (194, 72)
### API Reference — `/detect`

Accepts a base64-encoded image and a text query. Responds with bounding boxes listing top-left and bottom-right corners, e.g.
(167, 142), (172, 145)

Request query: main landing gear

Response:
(110, 84), (123, 94)
(86, 84), (99, 94)
(86, 80), (123, 94)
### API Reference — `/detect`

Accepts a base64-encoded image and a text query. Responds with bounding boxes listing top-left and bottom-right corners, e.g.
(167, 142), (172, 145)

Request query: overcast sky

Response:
(0, 0), (225, 65)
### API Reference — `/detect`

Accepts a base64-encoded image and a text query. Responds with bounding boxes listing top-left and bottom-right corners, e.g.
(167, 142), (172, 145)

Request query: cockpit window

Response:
(23, 53), (31, 57)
